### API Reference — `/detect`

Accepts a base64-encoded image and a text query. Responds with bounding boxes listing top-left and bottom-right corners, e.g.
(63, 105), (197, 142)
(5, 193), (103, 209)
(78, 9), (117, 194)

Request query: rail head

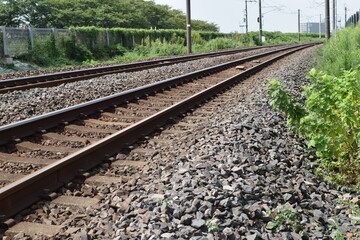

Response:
(0, 42), (297, 88)
(0, 43), (321, 146)
(0, 43), (318, 222)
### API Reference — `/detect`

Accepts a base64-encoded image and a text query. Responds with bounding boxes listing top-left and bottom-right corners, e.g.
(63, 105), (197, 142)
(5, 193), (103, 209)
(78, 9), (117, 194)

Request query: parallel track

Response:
(0, 43), (292, 93)
(0, 42), (320, 227)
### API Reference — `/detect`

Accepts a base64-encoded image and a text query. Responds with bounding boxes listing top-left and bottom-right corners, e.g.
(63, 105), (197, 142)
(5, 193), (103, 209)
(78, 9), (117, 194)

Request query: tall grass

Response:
(317, 26), (360, 75)
(22, 31), (323, 68)
(268, 25), (360, 188)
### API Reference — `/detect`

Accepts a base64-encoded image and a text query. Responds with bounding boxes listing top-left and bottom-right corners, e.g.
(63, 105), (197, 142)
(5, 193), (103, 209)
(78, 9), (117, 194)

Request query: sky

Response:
(149, 0), (359, 33)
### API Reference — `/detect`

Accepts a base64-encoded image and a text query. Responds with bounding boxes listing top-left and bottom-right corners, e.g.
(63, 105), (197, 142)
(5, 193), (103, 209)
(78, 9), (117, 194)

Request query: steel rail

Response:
(0, 43), (319, 146)
(0, 43), (293, 93)
(0, 43), (319, 222)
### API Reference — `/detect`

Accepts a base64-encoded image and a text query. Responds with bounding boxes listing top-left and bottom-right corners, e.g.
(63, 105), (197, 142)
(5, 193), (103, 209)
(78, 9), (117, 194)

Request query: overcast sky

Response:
(150, 0), (359, 33)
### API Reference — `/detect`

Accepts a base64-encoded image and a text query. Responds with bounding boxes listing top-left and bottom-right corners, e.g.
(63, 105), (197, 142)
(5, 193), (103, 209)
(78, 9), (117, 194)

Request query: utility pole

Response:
(245, 0), (249, 33)
(298, 9), (301, 41)
(332, 0), (336, 32)
(258, 0), (262, 43)
(345, 7), (347, 26)
(325, 0), (330, 39)
(186, 0), (192, 54)
(319, 14), (322, 38)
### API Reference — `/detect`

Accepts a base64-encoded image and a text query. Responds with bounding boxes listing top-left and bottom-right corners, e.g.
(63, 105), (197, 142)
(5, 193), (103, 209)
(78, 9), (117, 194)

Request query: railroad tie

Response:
(0, 172), (25, 184)
(85, 175), (131, 186)
(42, 132), (93, 144)
(65, 124), (116, 135)
(0, 152), (48, 166)
(6, 222), (63, 238)
(16, 141), (74, 154)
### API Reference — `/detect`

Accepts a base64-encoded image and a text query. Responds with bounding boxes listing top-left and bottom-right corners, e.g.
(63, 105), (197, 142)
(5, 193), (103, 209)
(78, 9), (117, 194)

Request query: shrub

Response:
(92, 44), (127, 59)
(59, 37), (93, 62)
(268, 69), (360, 186)
(202, 38), (238, 51)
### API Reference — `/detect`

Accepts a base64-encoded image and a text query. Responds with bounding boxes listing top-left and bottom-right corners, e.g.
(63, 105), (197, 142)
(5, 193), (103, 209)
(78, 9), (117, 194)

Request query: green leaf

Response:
(266, 221), (278, 230)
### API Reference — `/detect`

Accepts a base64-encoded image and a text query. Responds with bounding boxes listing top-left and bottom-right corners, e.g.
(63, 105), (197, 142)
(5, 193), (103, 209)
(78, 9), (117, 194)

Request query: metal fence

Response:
(0, 26), (227, 59)
(300, 22), (325, 34)
(0, 27), (73, 58)
(346, 10), (360, 27)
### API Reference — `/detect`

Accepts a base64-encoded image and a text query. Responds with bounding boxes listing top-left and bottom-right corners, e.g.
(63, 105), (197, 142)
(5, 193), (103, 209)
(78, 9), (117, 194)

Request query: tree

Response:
(192, 20), (219, 32)
(0, 0), (219, 32)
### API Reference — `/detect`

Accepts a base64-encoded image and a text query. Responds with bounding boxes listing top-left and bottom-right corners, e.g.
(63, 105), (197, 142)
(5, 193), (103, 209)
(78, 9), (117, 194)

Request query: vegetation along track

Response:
(0, 43), (319, 237)
(0, 43), (294, 93)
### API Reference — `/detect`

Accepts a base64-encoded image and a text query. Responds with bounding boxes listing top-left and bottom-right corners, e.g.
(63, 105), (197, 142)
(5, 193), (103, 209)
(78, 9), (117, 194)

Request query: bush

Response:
(268, 69), (359, 186)
(60, 37), (93, 62)
(17, 35), (73, 67)
(268, 25), (360, 188)
(133, 39), (186, 57)
(202, 38), (239, 51)
(92, 44), (127, 59)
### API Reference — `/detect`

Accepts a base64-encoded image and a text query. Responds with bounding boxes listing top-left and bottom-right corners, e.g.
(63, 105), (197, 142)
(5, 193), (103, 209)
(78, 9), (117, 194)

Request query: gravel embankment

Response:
(10, 46), (358, 239)
(0, 47), (285, 126)
(0, 45), (284, 80)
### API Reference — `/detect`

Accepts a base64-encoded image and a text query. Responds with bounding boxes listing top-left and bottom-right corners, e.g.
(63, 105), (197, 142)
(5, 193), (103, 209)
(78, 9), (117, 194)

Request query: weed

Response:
(0, 62), (15, 69)
(156, 199), (173, 207)
(205, 219), (219, 232)
(317, 26), (360, 76)
(266, 205), (304, 233)
(268, 68), (360, 187)
(329, 217), (345, 240)
(337, 200), (360, 225)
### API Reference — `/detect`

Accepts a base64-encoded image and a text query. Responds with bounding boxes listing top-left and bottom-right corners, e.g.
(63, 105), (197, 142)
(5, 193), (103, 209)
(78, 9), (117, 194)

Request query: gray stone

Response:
(223, 227), (233, 236)
(180, 214), (193, 225)
(191, 219), (205, 229)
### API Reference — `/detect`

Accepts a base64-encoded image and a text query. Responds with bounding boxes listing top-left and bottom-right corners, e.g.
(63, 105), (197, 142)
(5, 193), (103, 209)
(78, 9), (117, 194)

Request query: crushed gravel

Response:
(0, 46), (288, 127)
(8, 46), (360, 240)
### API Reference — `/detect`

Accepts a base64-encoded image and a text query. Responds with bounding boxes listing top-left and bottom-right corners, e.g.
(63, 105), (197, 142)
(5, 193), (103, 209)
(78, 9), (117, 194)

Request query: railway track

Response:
(0, 42), (319, 237)
(0, 43), (292, 93)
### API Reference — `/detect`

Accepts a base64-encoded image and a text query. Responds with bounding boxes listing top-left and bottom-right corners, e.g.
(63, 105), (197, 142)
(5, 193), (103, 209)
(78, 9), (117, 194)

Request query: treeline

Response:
(0, 0), (218, 31)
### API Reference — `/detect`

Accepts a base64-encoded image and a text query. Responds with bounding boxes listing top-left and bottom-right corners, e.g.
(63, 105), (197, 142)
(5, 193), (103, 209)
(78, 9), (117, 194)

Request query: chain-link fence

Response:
(0, 27), (71, 58)
(0, 26), (227, 59)
(0, 26), (157, 58)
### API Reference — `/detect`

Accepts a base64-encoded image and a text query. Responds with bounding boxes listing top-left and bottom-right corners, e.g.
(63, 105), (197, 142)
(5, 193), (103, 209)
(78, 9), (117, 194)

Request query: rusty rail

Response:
(0, 43), (291, 93)
(0, 42), (320, 223)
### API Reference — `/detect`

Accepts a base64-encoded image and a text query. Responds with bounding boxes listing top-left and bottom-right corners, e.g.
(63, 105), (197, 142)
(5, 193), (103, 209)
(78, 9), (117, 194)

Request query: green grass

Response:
(16, 31), (323, 69)
(268, 25), (360, 189)
(317, 25), (360, 76)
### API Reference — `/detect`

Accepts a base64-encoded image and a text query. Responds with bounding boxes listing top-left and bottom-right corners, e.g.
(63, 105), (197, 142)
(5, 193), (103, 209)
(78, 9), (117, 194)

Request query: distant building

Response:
(301, 22), (325, 33)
